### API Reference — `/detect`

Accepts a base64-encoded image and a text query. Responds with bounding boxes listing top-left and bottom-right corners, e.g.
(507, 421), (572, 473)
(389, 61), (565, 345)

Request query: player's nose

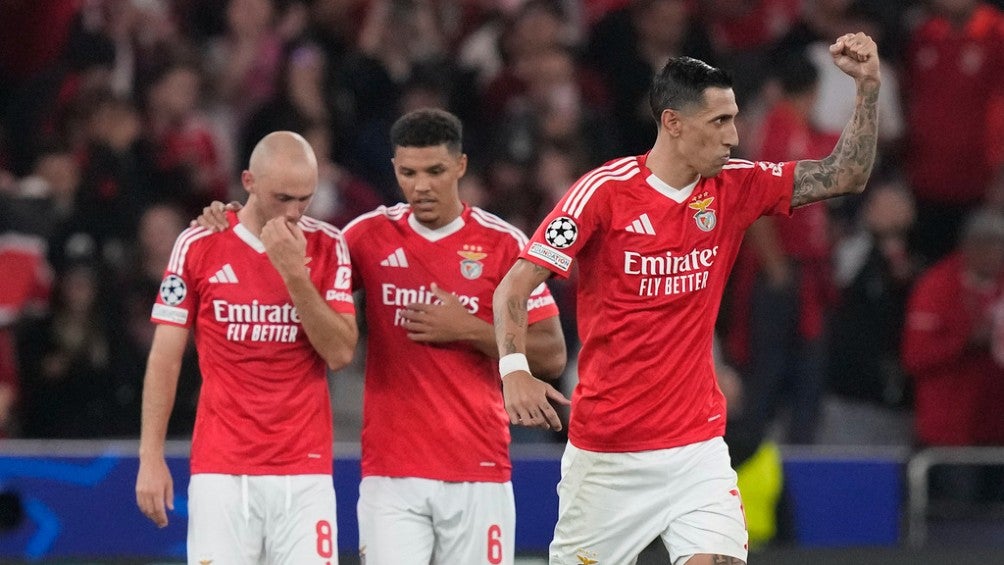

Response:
(283, 202), (305, 222)
(724, 122), (739, 147)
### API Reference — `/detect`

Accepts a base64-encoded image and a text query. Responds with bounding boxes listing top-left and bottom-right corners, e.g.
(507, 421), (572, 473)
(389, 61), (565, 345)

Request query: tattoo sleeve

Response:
(791, 81), (879, 208)
(494, 261), (552, 356)
(501, 297), (527, 356)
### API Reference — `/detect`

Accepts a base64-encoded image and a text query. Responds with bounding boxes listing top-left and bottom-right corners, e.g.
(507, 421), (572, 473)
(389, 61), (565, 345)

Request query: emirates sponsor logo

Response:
(624, 247), (718, 297)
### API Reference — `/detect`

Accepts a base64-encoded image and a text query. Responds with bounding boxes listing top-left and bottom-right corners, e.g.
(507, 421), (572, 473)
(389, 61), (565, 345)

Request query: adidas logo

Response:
(624, 213), (656, 235)
(380, 248), (409, 268)
(209, 263), (239, 283)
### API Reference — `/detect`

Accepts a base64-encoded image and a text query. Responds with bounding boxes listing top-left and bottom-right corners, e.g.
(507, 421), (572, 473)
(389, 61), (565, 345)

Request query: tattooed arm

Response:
(792, 32), (881, 208)
(493, 258), (570, 430)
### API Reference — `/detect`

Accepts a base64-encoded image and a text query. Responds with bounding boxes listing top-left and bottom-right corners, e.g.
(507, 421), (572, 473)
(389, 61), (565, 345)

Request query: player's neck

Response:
(236, 206), (263, 237)
(646, 143), (700, 189)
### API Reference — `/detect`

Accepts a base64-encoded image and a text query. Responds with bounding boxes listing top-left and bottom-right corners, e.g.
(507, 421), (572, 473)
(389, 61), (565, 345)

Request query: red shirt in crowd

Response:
(903, 4), (1004, 205)
(902, 253), (1004, 445)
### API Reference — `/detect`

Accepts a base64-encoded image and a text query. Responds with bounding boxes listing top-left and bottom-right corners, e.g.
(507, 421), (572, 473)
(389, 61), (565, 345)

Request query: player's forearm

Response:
(138, 361), (180, 460)
(792, 79), (880, 207)
(283, 274), (358, 370)
(493, 279), (530, 359)
(493, 260), (550, 358)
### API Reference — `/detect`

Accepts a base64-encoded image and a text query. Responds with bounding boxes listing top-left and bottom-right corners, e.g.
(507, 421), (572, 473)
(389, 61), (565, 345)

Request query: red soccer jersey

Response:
(151, 211), (355, 475)
(903, 4), (1004, 204)
(902, 253), (1004, 446)
(522, 154), (793, 452)
(343, 204), (559, 482)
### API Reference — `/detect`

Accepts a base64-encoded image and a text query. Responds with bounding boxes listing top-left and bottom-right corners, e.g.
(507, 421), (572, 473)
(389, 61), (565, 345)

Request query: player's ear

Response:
(661, 108), (683, 136)
(241, 170), (255, 195)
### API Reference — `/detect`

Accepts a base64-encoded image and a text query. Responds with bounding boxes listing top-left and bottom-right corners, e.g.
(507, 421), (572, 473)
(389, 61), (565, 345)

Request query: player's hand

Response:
(401, 283), (476, 343)
(261, 217), (308, 281)
(192, 200), (242, 231)
(829, 32), (880, 86)
(502, 371), (570, 431)
(136, 457), (174, 528)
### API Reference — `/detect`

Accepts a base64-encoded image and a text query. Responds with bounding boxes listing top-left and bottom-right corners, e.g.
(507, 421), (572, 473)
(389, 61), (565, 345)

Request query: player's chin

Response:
(703, 164), (726, 178)
(412, 209), (439, 224)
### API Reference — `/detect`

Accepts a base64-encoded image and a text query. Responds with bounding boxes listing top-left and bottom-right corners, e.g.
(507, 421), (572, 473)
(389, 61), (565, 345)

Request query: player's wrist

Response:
(499, 353), (530, 379)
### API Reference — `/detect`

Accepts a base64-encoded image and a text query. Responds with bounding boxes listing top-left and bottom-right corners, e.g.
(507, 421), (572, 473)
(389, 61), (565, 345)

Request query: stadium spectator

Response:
(0, 226), (52, 438)
(902, 208), (1004, 447)
(139, 53), (231, 215)
(820, 179), (919, 445)
(54, 92), (151, 272)
(238, 41), (333, 170)
(203, 0), (288, 133)
(901, 207), (1004, 505)
(585, 0), (717, 156)
(698, 0), (803, 105)
(485, 44), (618, 230)
(16, 259), (117, 438)
(900, 0), (1004, 263)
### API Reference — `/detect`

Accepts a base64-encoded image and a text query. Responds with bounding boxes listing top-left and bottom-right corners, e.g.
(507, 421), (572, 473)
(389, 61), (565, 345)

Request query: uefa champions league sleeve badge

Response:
(159, 274), (188, 305)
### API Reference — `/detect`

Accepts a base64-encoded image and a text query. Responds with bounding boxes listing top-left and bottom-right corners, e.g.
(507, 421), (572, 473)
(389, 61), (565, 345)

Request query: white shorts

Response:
(188, 474), (338, 565)
(549, 437), (747, 565)
(357, 476), (515, 565)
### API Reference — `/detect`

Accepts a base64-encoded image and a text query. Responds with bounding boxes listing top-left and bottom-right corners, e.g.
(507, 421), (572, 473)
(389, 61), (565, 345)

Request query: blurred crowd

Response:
(1, 0), (1003, 468)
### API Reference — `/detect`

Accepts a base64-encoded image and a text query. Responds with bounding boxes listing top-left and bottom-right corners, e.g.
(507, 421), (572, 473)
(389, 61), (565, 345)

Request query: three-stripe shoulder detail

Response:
(342, 204), (409, 234)
(469, 207), (529, 247)
(562, 157), (640, 219)
(299, 216), (350, 264)
(722, 158), (755, 170)
(299, 216), (342, 238)
(168, 226), (212, 275)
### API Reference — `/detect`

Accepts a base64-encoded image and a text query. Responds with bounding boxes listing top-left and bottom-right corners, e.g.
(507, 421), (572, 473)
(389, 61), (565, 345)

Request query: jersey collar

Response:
(233, 223), (266, 253)
(407, 207), (466, 242)
(638, 152), (700, 204)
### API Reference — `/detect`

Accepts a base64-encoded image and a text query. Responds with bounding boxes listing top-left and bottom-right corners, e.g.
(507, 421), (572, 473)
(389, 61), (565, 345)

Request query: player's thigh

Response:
(548, 444), (665, 565)
(188, 474), (262, 565)
(432, 481), (515, 565)
(357, 476), (436, 564)
(268, 475), (339, 565)
(663, 439), (748, 565)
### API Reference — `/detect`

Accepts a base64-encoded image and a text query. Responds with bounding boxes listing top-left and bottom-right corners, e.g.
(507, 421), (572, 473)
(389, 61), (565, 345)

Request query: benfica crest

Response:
(458, 245), (488, 280)
(688, 196), (717, 232)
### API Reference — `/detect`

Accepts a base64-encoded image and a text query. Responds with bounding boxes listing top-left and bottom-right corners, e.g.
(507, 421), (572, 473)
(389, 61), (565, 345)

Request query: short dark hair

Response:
(649, 56), (733, 121)
(390, 108), (463, 155)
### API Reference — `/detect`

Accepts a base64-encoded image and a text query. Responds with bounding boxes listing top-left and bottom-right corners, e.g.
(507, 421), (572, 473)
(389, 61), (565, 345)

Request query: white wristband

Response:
(498, 353), (530, 378)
